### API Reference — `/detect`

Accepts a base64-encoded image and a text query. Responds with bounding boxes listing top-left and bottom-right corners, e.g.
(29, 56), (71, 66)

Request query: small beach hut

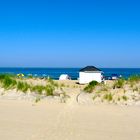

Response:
(59, 74), (71, 80)
(79, 66), (103, 84)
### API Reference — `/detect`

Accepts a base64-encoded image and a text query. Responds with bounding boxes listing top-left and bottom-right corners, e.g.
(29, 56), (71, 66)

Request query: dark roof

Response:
(80, 66), (102, 72)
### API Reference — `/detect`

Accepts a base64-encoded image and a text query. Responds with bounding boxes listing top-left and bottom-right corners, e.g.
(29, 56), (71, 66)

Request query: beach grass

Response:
(0, 74), (17, 89)
(84, 81), (98, 93)
(1, 74), (140, 105)
(17, 81), (30, 93)
(113, 78), (125, 89)
(82, 77), (140, 105)
(103, 93), (113, 101)
(45, 85), (54, 96)
(31, 85), (45, 95)
(122, 95), (128, 101)
(0, 74), (59, 96)
(128, 75), (140, 83)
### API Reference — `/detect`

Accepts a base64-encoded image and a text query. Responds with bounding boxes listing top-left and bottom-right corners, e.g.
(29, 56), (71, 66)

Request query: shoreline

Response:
(0, 67), (140, 80)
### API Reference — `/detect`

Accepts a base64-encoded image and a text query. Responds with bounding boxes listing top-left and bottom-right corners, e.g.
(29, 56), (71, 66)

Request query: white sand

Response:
(0, 98), (140, 140)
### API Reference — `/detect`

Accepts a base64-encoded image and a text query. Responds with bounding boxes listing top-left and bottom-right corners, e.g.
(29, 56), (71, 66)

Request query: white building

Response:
(79, 66), (103, 84)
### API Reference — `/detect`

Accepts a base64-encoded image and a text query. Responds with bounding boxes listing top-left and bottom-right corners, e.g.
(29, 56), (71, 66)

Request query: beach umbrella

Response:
(17, 73), (24, 78)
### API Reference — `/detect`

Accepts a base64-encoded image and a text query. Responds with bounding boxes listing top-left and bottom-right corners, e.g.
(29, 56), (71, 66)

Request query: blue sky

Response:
(0, 0), (140, 68)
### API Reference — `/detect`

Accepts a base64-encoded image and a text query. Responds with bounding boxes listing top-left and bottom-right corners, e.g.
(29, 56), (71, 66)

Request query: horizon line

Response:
(0, 67), (140, 69)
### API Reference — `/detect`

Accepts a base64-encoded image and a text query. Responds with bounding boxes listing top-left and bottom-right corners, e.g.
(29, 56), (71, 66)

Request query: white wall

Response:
(79, 72), (102, 84)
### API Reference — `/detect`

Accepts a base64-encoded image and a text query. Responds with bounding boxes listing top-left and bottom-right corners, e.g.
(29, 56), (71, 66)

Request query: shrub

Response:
(84, 81), (98, 93)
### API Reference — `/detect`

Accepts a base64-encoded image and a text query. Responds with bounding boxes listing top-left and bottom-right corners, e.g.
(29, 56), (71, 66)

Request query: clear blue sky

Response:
(0, 0), (140, 68)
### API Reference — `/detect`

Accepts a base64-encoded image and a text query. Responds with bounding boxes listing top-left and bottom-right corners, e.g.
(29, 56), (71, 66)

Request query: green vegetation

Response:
(17, 81), (30, 93)
(1, 73), (140, 104)
(47, 77), (58, 87)
(123, 89), (126, 93)
(0, 74), (58, 96)
(84, 81), (98, 93)
(101, 85), (108, 91)
(113, 78), (125, 89)
(128, 75), (140, 83)
(92, 95), (98, 101)
(118, 97), (121, 101)
(126, 75), (140, 88)
(31, 85), (44, 95)
(60, 83), (65, 87)
(122, 95), (128, 101)
(0, 75), (17, 89)
(103, 93), (113, 101)
(45, 84), (55, 96)
(0, 74), (6, 82)
(82, 75), (140, 104)
(133, 87), (139, 92)
(28, 75), (33, 78)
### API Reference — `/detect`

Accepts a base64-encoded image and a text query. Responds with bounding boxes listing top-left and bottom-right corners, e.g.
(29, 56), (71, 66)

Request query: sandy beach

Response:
(0, 98), (140, 140)
(1, 76), (140, 140)
(1, 0), (140, 139)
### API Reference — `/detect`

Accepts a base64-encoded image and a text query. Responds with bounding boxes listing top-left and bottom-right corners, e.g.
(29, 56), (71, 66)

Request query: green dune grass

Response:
(0, 74), (60, 96)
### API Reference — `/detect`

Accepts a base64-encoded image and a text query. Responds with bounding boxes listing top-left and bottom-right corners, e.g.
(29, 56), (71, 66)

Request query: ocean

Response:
(0, 68), (140, 80)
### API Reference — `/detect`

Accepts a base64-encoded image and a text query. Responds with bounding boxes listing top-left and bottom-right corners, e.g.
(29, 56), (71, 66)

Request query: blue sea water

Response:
(0, 68), (140, 80)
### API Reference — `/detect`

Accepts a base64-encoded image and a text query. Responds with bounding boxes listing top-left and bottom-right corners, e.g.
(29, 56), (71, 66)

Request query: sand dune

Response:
(0, 98), (140, 140)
